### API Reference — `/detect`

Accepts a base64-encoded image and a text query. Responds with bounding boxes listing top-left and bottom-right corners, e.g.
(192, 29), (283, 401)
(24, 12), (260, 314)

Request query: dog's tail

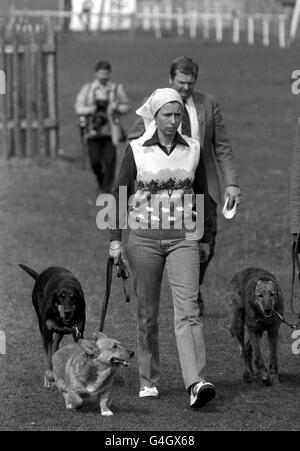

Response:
(19, 264), (39, 280)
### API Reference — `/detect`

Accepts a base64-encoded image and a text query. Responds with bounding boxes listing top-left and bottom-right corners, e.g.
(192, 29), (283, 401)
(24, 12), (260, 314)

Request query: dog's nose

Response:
(130, 351), (134, 358)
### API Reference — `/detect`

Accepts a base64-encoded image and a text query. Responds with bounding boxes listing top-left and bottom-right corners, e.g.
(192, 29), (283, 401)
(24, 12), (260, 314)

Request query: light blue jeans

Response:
(126, 232), (206, 391)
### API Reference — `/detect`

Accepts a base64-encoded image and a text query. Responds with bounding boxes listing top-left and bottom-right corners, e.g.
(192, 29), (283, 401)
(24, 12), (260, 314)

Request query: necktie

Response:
(182, 101), (191, 137)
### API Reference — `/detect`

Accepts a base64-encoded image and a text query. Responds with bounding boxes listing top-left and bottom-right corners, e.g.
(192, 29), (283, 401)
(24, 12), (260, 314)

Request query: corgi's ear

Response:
(93, 332), (107, 342)
(78, 339), (100, 358)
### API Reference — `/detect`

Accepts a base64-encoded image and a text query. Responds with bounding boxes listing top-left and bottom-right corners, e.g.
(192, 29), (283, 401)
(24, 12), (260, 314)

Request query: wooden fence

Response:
(0, 21), (59, 159)
(137, 9), (289, 48)
(0, 8), (292, 48)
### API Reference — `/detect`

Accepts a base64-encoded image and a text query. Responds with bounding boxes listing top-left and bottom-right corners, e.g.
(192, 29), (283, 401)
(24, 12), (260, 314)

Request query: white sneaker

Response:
(190, 381), (216, 408)
(139, 386), (159, 398)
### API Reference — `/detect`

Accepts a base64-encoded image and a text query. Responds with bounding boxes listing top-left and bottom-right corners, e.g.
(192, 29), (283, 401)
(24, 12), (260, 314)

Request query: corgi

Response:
(52, 332), (134, 416)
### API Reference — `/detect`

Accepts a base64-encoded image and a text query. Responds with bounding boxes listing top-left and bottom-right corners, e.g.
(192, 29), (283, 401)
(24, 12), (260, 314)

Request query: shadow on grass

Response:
(72, 397), (152, 416)
(278, 372), (300, 387)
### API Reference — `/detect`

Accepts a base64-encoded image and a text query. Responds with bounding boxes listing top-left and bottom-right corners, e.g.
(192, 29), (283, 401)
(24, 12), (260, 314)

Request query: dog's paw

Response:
(268, 374), (280, 387)
(101, 409), (113, 417)
(257, 369), (270, 386)
(66, 403), (82, 411)
(44, 380), (55, 389)
(262, 375), (271, 386)
(64, 392), (83, 410)
(44, 371), (55, 388)
(243, 371), (254, 383)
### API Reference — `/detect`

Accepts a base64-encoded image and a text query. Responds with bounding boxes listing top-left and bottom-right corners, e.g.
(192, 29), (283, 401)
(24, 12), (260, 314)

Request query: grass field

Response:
(1, 32), (300, 431)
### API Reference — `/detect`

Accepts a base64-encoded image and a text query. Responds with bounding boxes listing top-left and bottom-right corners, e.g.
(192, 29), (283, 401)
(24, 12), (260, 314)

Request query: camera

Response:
(95, 99), (108, 112)
(92, 99), (109, 129)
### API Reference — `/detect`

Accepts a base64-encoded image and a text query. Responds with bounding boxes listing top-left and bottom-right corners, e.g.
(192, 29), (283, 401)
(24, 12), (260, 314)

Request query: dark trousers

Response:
(200, 196), (217, 285)
(88, 136), (116, 192)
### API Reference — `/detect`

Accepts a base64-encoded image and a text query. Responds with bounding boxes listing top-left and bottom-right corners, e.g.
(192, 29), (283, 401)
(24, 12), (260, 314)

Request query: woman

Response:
(109, 88), (215, 408)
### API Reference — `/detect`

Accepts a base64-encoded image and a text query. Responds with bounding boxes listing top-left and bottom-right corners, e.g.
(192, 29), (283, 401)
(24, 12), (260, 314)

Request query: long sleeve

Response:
(211, 95), (239, 188)
(193, 149), (210, 242)
(110, 145), (137, 241)
(115, 84), (130, 115)
(74, 83), (95, 116)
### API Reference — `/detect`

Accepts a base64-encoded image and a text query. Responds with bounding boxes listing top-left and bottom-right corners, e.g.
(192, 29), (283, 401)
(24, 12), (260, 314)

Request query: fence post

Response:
(190, 11), (197, 39)
(177, 7), (184, 37)
(24, 23), (33, 157)
(58, 0), (65, 32)
(12, 25), (22, 157)
(0, 39), (8, 159)
(290, 0), (300, 41)
(247, 15), (254, 45)
(45, 21), (59, 156)
(129, 13), (136, 42)
(262, 16), (270, 47)
(216, 14), (223, 42)
(142, 5), (151, 32)
(165, 0), (172, 32)
(202, 14), (210, 41)
(5, 26), (13, 157)
(278, 15), (286, 49)
(232, 13), (240, 44)
(153, 5), (162, 39)
(35, 24), (46, 156)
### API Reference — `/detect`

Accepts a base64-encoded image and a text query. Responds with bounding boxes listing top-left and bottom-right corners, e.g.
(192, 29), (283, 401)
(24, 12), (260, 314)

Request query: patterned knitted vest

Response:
(129, 135), (202, 240)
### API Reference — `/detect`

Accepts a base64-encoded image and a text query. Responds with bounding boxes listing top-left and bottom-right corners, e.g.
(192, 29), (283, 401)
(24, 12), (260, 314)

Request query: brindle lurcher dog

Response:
(226, 267), (284, 386)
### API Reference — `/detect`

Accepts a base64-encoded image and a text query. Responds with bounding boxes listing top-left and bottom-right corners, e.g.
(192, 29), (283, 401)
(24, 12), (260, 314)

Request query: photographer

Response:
(75, 60), (130, 193)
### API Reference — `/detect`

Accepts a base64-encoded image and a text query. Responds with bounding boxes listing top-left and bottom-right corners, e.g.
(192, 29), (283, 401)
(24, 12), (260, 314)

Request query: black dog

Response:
(20, 264), (86, 387)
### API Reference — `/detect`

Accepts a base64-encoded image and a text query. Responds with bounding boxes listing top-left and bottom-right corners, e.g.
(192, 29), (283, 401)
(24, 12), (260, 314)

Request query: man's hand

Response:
(87, 105), (97, 115)
(224, 185), (241, 209)
(107, 102), (119, 116)
(109, 240), (123, 265)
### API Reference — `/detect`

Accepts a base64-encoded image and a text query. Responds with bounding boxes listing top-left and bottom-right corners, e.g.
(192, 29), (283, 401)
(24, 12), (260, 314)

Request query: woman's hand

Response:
(109, 240), (123, 265)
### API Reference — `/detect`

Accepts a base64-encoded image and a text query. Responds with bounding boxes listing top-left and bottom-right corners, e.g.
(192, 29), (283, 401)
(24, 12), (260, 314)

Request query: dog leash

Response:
(290, 228), (300, 317)
(72, 325), (83, 341)
(273, 311), (300, 330)
(99, 254), (131, 332)
(273, 233), (300, 330)
(272, 228), (300, 331)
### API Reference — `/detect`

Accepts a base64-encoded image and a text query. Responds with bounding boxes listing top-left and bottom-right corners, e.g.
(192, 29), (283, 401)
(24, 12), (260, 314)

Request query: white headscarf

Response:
(136, 88), (183, 138)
